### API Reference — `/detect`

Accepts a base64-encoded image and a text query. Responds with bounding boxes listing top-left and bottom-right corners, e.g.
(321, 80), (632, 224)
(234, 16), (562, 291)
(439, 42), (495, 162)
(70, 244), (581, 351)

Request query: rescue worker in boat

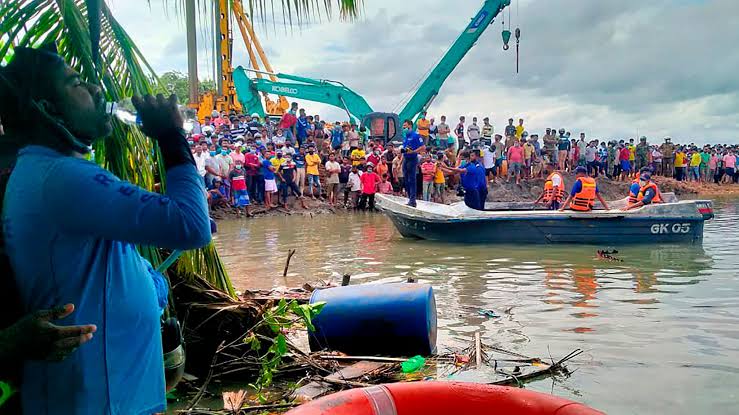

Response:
(622, 169), (662, 211)
(627, 171), (641, 205)
(559, 166), (611, 212)
(440, 150), (487, 210)
(535, 160), (565, 210)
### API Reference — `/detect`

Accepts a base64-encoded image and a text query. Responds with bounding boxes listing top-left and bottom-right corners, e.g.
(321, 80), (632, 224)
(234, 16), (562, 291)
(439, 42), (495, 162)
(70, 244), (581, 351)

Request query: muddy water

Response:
(214, 199), (739, 414)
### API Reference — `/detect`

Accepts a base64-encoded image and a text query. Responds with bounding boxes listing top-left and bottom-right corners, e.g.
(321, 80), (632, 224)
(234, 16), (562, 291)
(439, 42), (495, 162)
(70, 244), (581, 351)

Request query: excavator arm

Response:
(233, 66), (374, 123)
(398, 0), (510, 122)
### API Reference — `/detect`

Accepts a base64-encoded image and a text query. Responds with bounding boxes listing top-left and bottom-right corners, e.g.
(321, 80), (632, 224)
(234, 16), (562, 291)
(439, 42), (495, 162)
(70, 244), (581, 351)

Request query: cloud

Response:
(112, 0), (739, 143)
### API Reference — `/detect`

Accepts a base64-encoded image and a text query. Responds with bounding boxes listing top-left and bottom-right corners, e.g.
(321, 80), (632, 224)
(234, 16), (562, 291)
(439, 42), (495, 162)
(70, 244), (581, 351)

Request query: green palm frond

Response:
(157, 0), (363, 31)
(0, 0), (235, 297)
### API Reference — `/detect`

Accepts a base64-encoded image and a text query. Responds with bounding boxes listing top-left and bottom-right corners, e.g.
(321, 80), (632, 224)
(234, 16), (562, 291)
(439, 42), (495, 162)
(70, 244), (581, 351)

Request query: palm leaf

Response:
(0, 0), (235, 297)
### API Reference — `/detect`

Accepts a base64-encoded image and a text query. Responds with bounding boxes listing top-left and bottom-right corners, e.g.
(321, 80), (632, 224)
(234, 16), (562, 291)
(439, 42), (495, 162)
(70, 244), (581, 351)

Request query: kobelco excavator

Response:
(233, 0), (517, 141)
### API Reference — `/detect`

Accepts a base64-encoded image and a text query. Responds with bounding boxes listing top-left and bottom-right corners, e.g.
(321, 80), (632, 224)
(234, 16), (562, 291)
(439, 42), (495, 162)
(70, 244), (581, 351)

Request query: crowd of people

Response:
(187, 104), (739, 215)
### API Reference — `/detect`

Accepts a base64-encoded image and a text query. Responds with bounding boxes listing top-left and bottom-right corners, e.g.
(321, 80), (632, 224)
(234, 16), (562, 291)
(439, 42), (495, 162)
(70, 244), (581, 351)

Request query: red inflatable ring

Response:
(286, 382), (604, 415)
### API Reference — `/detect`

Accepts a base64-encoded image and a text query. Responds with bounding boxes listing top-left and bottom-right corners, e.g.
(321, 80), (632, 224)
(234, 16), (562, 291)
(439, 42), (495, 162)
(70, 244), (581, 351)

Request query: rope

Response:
(392, 40), (454, 114)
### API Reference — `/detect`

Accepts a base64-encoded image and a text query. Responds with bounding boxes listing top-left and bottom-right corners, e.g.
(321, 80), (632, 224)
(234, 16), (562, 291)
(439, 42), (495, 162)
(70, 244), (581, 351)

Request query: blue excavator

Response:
(233, 0), (515, 142)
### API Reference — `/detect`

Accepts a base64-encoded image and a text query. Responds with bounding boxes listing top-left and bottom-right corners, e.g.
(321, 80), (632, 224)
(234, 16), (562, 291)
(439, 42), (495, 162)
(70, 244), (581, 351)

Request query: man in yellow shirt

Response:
(515, 118), (525, 139)
(522, 136), (535, 178)
(689, 148), (702, 182)
(674, 147), (686, 181)
(351, 147), (366, 167)
(416, 112), (430, 145)
(305, 146), (322, 198)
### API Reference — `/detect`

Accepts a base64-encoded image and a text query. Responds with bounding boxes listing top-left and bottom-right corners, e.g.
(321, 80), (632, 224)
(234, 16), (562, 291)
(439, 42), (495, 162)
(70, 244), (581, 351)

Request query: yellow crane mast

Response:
(193, 0), (287, 122)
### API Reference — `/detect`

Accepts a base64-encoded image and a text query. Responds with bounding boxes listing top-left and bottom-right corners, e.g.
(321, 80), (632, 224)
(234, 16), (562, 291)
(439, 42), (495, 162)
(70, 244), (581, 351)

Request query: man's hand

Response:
(132, 94), (183, 140)
(3, 304), (96, 362)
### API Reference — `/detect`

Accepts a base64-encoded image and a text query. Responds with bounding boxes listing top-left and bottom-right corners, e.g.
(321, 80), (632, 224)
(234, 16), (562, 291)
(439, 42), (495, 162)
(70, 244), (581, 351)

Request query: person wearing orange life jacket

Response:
(627, 171), (641, 204)
(535, 161), (565, 210)
(559, 166), (611, 212)
(623, 170), (662, 211)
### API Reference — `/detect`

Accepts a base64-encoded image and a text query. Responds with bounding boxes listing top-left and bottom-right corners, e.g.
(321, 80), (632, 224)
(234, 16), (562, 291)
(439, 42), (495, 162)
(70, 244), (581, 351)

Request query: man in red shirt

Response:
(279, 102), (299, 143)
(358, 163), (381, 210)
(244, 148), (262, 203)
(506, 140), (525, 185)
(619, 144), (631, 181)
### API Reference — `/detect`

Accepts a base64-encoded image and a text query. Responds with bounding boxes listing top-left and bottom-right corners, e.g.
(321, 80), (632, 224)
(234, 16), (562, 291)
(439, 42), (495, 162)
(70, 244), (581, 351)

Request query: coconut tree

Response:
(0, 0), (361, 295)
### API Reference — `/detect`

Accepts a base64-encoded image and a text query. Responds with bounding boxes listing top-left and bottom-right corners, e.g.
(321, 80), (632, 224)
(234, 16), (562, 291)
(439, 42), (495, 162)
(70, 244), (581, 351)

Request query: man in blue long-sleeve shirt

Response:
(401, 119), (426, 207)
(0, 44), (210, 414)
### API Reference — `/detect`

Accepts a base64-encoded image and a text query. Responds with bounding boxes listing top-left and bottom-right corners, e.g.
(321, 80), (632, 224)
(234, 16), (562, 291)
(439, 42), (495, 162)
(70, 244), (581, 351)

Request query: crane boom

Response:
(233, 66), (374, 123)
(398, 0), (510, 122)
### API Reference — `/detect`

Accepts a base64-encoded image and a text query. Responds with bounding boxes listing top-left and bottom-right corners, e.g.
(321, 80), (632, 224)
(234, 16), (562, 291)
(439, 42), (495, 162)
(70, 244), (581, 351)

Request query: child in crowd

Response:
(262, 154), (278, 208)
(229, 161), (251, 216)
(433, 153), (446, 203)
(378, 173), (393, 195)
(421, 155), (437, 202)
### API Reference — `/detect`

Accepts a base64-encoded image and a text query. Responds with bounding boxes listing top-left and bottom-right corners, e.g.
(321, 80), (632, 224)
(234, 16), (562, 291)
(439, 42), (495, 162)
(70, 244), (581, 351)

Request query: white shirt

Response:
(272, 135), (286, 146)
(193, 152), (208, 176)
(325, 161), (341, 183)
(348, 171), (363, 192)
(482, 146), (496, 169)
(214, 154), (232, 176)
(467, 123), (481, 140)
(550, 172), (563, 188)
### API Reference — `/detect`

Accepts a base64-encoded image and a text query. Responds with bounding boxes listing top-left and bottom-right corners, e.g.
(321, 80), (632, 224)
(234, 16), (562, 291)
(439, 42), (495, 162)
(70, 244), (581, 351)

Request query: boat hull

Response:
(377, 194), (711, 245)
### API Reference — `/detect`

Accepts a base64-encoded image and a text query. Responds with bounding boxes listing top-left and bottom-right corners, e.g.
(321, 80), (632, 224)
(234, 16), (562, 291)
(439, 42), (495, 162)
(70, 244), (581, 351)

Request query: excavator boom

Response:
(233, 66), (374, 123)
(398, 0), (510, 122)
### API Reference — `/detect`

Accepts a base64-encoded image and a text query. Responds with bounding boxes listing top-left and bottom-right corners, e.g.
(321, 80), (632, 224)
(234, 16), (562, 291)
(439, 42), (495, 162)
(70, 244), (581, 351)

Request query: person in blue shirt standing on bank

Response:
(401, 119), (426, 207)
(0, 44), (211, 414)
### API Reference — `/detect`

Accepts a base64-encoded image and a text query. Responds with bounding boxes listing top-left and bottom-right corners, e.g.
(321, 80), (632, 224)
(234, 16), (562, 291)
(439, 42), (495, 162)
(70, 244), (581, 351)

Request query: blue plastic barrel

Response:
(308, 283), (437, 356)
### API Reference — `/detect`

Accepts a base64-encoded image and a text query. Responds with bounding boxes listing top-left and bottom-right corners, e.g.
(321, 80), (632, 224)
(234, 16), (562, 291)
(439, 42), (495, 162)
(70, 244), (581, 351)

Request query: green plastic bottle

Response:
(401, 355), (426, 373)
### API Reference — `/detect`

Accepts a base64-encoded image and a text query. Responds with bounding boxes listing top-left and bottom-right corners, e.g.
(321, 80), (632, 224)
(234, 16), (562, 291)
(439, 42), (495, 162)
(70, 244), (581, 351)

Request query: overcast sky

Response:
(112, 0), (739, 143)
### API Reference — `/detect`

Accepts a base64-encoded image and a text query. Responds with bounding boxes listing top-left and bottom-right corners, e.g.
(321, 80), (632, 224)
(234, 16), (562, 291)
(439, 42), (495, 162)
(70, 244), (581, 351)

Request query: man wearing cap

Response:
(559, 166), (610, 212)
(635, 136), (649, 171)
(416, 112), (430, 145)
(440, 150), (487, 210)
(556, 128), (570, 171)
(660, 137), (675, 178)
(623, 169), (662, 211)
(481, 117), (494, 145)
(401, 119), (426, 207)
(295, 108), (309, 146)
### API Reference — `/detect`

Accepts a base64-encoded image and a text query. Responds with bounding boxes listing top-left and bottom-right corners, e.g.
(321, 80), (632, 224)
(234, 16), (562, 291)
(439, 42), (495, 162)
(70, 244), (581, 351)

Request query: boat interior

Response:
(481, 193), (679, 211)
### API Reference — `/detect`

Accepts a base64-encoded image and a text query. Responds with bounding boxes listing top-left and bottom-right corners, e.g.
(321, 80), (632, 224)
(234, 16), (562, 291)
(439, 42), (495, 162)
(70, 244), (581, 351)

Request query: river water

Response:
(214, 198), (739, 414)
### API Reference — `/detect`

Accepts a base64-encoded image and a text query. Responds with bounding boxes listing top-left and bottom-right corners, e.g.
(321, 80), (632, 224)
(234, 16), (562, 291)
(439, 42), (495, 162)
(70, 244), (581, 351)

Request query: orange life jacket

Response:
(543, 172), (565, 203)
(627, 173), (641, 204)
(637, 182), (662, 204)
(570, 177), (597, 211)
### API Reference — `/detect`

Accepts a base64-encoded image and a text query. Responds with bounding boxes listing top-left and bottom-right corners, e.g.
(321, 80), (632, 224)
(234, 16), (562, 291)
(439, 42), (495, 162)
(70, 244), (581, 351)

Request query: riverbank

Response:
(209, 174), (737, 220)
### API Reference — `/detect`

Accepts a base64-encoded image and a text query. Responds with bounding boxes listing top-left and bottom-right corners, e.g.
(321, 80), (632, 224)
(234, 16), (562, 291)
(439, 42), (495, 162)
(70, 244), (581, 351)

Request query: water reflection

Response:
(213, 200), (738, 413)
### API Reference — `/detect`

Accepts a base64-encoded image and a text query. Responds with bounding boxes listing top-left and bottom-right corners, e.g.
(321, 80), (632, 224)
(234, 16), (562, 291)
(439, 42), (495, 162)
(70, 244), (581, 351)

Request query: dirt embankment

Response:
(486, 173), (630, 203)
(209, 197), (338, 220)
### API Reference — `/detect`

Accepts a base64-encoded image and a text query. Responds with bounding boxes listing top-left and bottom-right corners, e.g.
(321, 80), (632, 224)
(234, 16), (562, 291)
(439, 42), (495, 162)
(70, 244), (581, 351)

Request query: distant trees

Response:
(159, 70), (217, 105)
